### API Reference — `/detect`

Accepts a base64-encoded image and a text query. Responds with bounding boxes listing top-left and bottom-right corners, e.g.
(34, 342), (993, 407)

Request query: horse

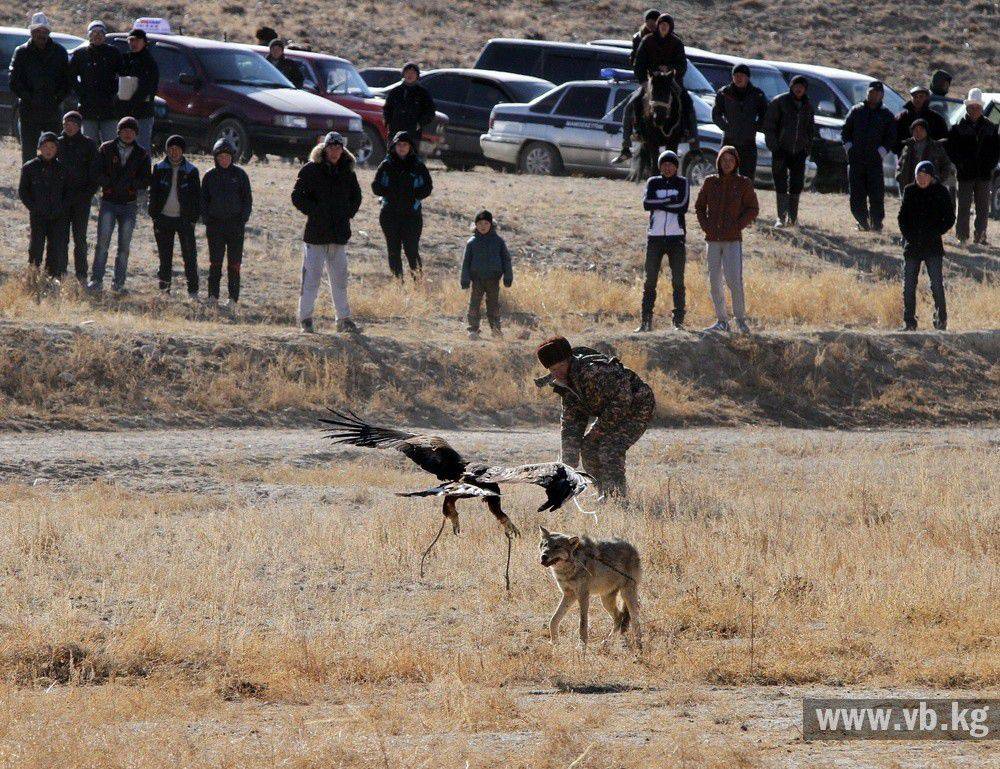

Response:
(630, 69), (686, 181)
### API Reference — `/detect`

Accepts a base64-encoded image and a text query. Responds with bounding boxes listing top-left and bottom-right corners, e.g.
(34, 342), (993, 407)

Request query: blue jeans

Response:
(82, 119), (118, 144)
(91, 200), (138, 288)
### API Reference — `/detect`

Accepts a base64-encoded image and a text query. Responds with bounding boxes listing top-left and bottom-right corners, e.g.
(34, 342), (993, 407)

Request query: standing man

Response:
(762, 75), (814, 228)
(382, 63), (436, 149)
(896, 118), (953, 191)
(89, 116), (151, 293)
(371, 132), (433, 280)
(637, 150), (689, 332)
(292, 132), (363, 334)
(149, 135), (201, 299)
(629, 9), (661, 67)
(8, 13), (70, 163)
(712, 63), (767, 180)
(893, 85), (947, 155)
(694, 146), (759, 333)
(897, 161), (955, 331)
(535, 337), (655, 501)
(946, 89), (1000, 246)
(266, 39), (304, 88)
(201, 139), (253, 309)
(69, 20), (123, 144)
(57, 111), (99, 284)
(118, 28), (159, 153)
(18, 131), (69, 279)
(841, 80), (895, 232)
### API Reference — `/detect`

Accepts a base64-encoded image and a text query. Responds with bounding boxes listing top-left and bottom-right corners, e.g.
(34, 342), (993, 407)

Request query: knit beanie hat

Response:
(474, 210), (493, 223)
(37, 131), (58, 149)
(909, 118), (929, 135)
(915, 160), (936, 178)
(117, 116), (139, 133)
(644, 8), (661, 21)
(62, 110), (83, 125)
(536, 337), (573, 368)
(732, 63), (751, 78)
(165, 134), (186, 150)
(657, 150), (680, 167)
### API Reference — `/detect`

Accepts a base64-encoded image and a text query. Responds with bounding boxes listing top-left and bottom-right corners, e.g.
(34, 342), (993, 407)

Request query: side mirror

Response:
(178, 73), (202, 89)
(817, 100), (836, 116)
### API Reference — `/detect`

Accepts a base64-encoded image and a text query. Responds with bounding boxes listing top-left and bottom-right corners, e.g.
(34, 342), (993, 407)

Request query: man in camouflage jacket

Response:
(536, 337), (655, 499)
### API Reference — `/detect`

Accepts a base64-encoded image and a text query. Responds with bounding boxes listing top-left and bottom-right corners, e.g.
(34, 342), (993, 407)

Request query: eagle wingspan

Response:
(396, 482), (500, 500)
(473, 462), (595, 512)
(319, 409), (469, 481)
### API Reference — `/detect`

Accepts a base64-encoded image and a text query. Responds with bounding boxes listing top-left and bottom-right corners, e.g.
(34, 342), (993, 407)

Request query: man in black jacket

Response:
(291, 132), (363, 333)
(18, 131), (69, 278)
(897, 161), (955, 331)
(70, 21), (123, 143)
(762, 75), (815, 227)
(118, 29), (159, 152)
(841, 80), (895, 231)
(149, 135), (201, 298)
(893, 86), (947, 156)
(946, 89), (1000, 246)
(266, 39), (304, 88)
(382, 63), (436, 149)
(629, 9), (661, 67)
(371, 132), (433, 280)
(712, 63), (767, 180)
(201, 139), (253, 308)
(9, 13), (70, 163)
(57, 111), (99, 283)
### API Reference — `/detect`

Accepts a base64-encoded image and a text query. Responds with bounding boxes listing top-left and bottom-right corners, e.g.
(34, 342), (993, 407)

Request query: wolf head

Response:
(538, 526), (580, 567)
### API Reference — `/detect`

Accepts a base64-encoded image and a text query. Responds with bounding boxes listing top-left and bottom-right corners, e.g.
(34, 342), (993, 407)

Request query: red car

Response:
(251, 46), (448, 166)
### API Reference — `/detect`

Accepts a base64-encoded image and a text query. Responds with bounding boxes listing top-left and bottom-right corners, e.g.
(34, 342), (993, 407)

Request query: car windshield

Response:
(751, 68), (789, 100)
(831, 77), (905, 112)
(683, 63), (715, 96)
(316, 60), (372, 97)
(201, 50), (293, 88)
(507, 80), (555, 102)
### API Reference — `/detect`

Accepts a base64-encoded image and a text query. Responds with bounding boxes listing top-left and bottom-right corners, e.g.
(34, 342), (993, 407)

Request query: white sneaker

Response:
(704, 320), (729, 333)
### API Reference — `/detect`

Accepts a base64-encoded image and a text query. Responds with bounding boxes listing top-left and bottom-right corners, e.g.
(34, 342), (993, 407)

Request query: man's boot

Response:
(633, 312), (652, 333)
(613, 138), (633, 164)
(787, 194), (800, 227)
(773, 194), (788, 227)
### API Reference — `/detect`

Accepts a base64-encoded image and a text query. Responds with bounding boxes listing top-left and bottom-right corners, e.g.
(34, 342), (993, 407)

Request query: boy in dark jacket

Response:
(291, 132), (363, 333)
(201, 139), (253, 308)
(638, 150), (689, 332)
(18, 131), (69, 278)
(57, 111), (99, 282)
(841, 81), (896, 231)
(149, 135), (201, 298)
(460, 210), (512, 339)
(89, 116), (151, 292)
(371, 132), (433, 280)
(381, 63), (436, 147)
(897, 161), (955, 330)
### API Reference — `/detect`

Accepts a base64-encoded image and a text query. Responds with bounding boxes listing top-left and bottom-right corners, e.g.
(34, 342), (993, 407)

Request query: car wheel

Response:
(212, 118), (252, 162)
(684, 152), (715, 187)
(991, 176), (1000, 219)
(519, 142), (562, 175)
(357, 123), (386, 167)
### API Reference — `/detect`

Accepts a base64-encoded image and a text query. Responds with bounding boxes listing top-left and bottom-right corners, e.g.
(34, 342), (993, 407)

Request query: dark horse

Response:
(630, 69), (686, 181)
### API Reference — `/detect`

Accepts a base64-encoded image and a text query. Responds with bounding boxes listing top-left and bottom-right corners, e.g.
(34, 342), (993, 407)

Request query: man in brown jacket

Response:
(694, 146), (759, 332)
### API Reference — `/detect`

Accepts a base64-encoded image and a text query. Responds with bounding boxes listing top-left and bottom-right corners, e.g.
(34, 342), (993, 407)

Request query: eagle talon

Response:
(503, 518), (521, 538)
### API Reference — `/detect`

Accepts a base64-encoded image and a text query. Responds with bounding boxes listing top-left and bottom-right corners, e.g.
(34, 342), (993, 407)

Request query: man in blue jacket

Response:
(841, 80), (895, 231)
(637, 150), (689, 331)
(149, 135), (201, 298)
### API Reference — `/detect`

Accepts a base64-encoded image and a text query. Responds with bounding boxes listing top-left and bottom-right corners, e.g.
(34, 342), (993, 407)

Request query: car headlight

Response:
(818, 127), (841, 142)
(348, 117), (362, 133)
(274, 115), (308, 129)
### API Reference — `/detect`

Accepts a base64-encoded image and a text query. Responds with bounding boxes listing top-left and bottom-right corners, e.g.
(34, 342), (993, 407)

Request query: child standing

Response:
(18, 131), (69, 279)
(460, 210), (512, 339)
(201, 138), (252, 309)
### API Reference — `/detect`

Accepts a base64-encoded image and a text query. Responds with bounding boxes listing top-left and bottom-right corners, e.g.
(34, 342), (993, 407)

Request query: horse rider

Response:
(615, 13), (692, 164)
(629, 8), (661, 67)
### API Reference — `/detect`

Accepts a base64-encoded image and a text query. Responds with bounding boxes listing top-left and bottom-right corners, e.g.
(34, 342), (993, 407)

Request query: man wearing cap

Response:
(291, 132), (363, 333)
(202, 139), (253, 308)
(762, 75), (815, 227)
(841, 81), (895, 231)
(382, 63), (436, 149)
(90, 116), (151, 292)
(629, 9), (661, 67)
(893, 85), (947, 157)
(535, 337), (655, 500)
(637, 149), (689, 332)
(149, 135), (201, 299)
(18, 131), (69, 278)
(9, 13), (71, 163)
(946, 88), (1000, 246)
(57, 111), (99, 283)
(712, 63), (768, 180)
(897, 161), (955, 331)
(69, 21), (123, 143)
(896, 118), (953, 191)
(266, 39), (304, 89)
(118, 27), (159, 152)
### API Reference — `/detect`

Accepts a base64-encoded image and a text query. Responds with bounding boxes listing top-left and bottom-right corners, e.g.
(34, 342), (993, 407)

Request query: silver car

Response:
(481, 80), (816, 187)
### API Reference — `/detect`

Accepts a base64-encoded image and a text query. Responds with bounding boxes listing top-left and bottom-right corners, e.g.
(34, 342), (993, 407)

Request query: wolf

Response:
(538, 526), (642, 648)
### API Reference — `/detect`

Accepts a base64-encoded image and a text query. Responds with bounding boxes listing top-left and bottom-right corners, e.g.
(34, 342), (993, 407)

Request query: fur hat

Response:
(536, 337), (572, 368)
(323, 131), (346, 146)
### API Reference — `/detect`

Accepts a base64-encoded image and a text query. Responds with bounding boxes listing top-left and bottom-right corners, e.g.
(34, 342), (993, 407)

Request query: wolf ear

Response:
(538, 525), (550, 538)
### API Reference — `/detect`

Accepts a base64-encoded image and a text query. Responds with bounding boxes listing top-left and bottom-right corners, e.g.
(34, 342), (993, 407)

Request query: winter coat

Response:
(118, 47), (159, 120)
(897, 181), (955, 258)
(761, 90), (815, 155)
(896, 138), (954, 189)
(201, 161), (253, 226)
(382, 82), (436, 137)
(841, 101), (896, 164)
(643, 173), (689, 237)
(149, 158), (201, 221)
(18, 156), (69, 220)
(893, 100), (948, 155)
(57, 130), (99, 202)
(291, 146), (363, 245)
(8, 39), (70, 119)
(633, 31), (687, 82)
(946, 115), (1000, 183)
(694, 147), (759, 242)
(629, 26), (654, 67)
(95, 139), (151, 204)
(460, 228), (512, 287)
(712, 82), (768, 146)
(69, 43), (124, 121)
(269, 55), (304, 89)
(370, 143), (433, 217)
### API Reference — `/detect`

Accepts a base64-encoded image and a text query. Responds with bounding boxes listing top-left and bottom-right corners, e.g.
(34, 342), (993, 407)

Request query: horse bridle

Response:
(647, 69), (675, 110)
